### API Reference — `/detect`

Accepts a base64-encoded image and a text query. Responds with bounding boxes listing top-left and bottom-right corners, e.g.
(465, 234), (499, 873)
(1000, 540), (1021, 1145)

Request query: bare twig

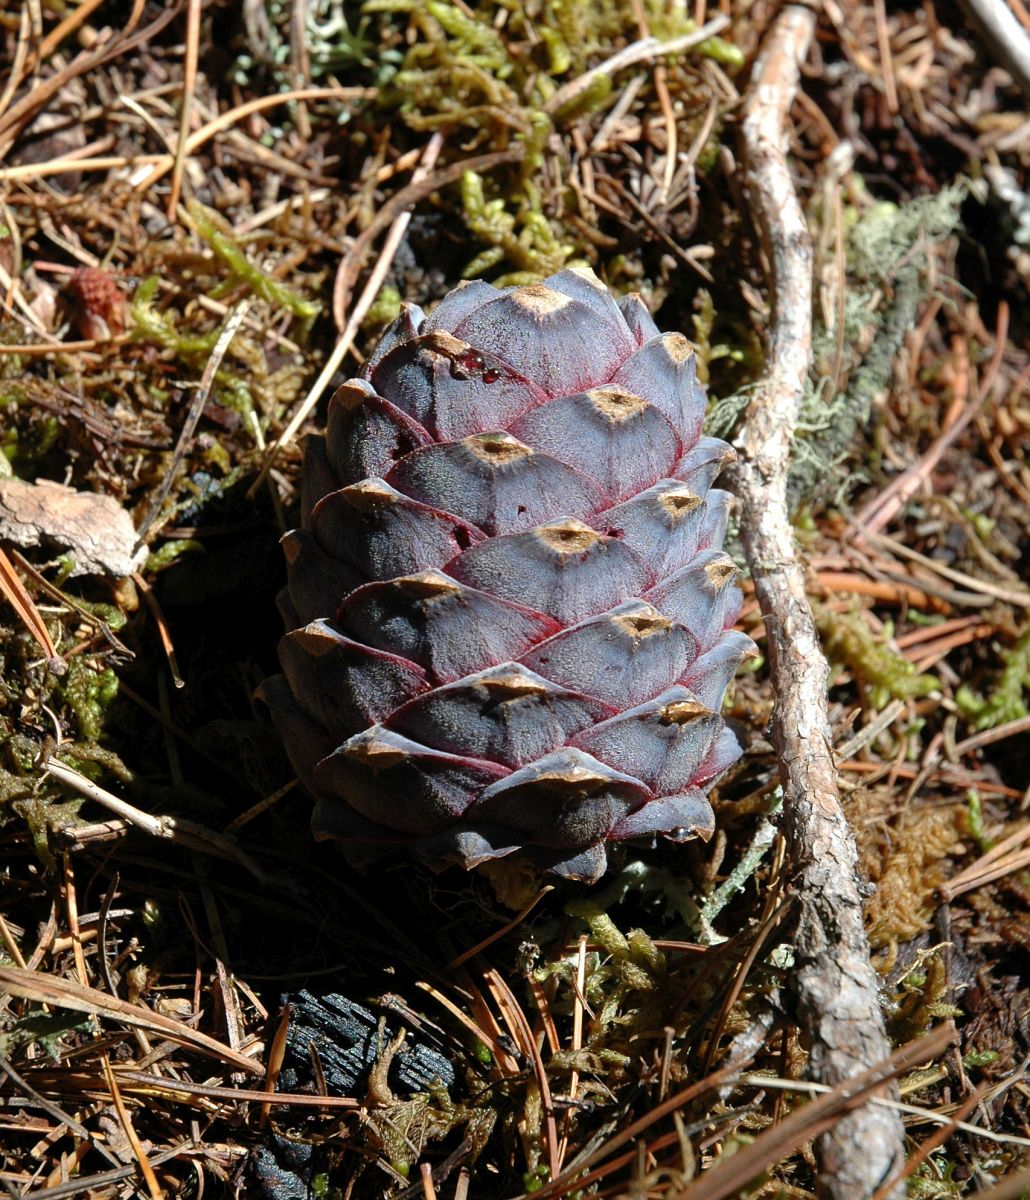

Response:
(959, 0), (1030, 99)
(331, 144), (524, 332)
(725, 8), (908, 1199)
(543, 17), (729, 116)
(135, 299), (251, 544)
(44, 757), (266, 880)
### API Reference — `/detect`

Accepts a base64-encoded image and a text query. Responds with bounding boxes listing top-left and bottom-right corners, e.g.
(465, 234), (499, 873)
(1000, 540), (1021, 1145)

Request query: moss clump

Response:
(57, 658), (118, 742)
(955, 624), (1030, 731)
(132, 276), (221, 357)
(362, 1), (741, 280)
(460, 170), (577, 284)
(887, 951), (963, 1051)
(817, 607), (938, 707)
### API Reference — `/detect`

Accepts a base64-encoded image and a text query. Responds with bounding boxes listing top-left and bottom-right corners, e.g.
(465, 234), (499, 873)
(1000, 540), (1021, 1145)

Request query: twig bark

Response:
(958, 0), (1030, 100)
(726, 8), (908, 1199)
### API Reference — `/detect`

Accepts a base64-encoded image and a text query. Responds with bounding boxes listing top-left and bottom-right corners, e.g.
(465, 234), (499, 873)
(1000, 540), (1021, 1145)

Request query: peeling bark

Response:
(727, 8), (908, 1199)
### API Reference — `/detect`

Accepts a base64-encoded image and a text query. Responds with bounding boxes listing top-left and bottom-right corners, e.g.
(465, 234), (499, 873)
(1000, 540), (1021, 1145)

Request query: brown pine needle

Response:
(259, 1003), (292, 1128)
(871, 1084), (988, 1200)
(415, 980), (518, 1074)
(485, 967), (560, 1185)
(448, 885), (554, 969)
(939, 821), (1030, 900)
(0, 966), (264, 1076)
(663, 1026), (956, 1200)
(101, 1054), (164, 1200)
(132, 571), (184, 689)
(114, 1070), (359, 1109)
(61, 853), (89, 989)
(0, 546), (64, 670)
(167, 0), (201, 219)
(952, 716), (1030, 758)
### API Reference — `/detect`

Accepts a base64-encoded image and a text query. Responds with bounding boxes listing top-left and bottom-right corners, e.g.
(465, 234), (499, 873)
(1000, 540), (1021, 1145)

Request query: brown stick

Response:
(726, 7), (908, 1199)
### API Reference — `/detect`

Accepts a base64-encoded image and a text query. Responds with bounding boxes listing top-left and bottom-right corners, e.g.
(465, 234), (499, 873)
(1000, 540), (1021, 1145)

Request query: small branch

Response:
(726, 8), (908, 1200)
(44, 757), (266, 881)
(959, 0), (1030, 100)
(544, 16), (729, 117)
(246, 132), (446, 500)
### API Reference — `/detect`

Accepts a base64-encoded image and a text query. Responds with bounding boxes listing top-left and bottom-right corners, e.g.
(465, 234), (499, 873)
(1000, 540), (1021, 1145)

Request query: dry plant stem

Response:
(727, 8), (907, 1199)
(543, 16), (729, 115)
(959, 0), (1030, 98)
(44, 757), (266, 880)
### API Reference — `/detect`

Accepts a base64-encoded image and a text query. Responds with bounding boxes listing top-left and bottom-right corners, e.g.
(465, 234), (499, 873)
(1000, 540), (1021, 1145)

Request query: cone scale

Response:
(263, 268), (755, 882)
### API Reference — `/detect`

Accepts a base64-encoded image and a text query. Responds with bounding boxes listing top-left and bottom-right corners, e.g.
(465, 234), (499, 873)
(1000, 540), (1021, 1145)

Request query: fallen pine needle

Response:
(0, 965), (264, 1076)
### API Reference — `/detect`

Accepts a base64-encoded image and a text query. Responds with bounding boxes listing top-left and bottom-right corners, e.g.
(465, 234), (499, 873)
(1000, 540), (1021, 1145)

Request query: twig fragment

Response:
(44, 756), (266, 880)
(726, 8), (908, 1198)
(544, 17), (729, 116)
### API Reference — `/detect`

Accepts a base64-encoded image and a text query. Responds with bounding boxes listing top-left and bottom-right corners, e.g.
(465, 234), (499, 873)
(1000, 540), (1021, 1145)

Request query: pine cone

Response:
(262, 268), (755, 882)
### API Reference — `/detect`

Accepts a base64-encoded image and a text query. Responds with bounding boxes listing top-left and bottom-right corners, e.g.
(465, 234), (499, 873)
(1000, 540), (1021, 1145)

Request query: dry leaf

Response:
(0, 478), (146, 577)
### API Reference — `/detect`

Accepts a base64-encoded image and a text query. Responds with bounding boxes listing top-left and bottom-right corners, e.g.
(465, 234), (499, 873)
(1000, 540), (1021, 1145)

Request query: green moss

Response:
(57, 658), (118, 742)
(131, 278), (259, 421)
(147, 539), (205, 573)
(965, 791), (990, 852)
(962, 1048), (1000, 1069)
(364, 284), (403, 328)
(423, 1), (510, 72)
(460, 170), (576, 283)
(550, 73), (612, 124)
(362, 0), (741, 279)
(817, 607), (938, 707)
(955, 625), (1030, 731)
(888, 949), (958, 1043)
(538, 25), (572, 75)
(187, 199), (321, 319)
(132, 276), (220, 356)
(691, 289), (748, 385)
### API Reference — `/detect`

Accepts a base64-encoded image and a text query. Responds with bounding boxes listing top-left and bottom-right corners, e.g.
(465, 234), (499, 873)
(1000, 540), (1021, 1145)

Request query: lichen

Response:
(780, 185), (965, 508)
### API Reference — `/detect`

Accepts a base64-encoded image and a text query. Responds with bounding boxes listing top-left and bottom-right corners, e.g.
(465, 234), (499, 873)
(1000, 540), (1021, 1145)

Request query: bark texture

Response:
(727, 8), (908, 1199)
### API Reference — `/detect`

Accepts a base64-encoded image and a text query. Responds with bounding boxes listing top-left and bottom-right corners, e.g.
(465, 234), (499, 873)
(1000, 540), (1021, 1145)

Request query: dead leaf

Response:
(0, 478), (146, 577)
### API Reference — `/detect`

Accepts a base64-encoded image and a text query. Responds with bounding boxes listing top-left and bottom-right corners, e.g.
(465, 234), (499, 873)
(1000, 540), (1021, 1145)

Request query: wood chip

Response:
(0, 478), (145, 577)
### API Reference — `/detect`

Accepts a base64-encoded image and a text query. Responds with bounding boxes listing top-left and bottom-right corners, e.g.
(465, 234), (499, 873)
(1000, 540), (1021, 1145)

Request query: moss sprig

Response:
(186, 199), (321, 320)
(955, 624), (1030, 731)
(817, 607), (939, 707)
(460, 170), (577, 283)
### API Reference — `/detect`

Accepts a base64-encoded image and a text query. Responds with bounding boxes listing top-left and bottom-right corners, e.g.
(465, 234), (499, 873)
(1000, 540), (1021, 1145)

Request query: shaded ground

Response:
(0, 2), (1027, 1198)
